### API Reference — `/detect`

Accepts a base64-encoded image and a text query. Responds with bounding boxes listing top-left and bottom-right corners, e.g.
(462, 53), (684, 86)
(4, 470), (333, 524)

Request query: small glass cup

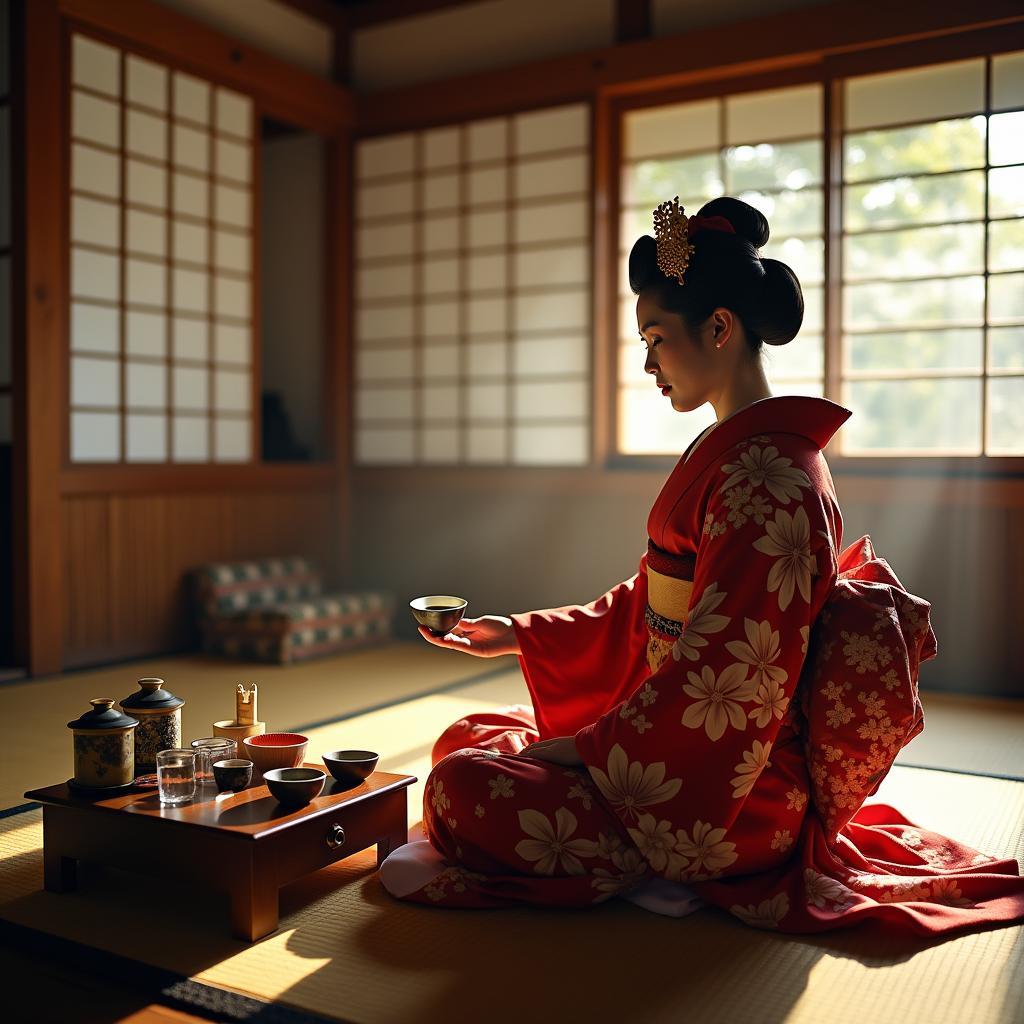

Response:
(191, 737), (237, 785)
(156, 749), (196, 806)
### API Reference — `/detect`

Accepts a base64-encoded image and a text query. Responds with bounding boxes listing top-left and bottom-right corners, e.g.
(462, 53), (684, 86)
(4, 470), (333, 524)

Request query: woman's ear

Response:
(712, 309), (734, 349)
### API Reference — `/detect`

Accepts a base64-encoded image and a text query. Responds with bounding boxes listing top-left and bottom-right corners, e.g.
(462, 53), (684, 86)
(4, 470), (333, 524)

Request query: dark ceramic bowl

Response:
(409, 595), (467, 636)
(213, 758), (253, 792)
(322, 749), (379, 788)
(264, 766), (326, 806)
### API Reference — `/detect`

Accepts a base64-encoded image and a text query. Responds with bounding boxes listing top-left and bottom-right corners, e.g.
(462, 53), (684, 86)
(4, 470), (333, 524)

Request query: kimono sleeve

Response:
(574, 443), (838, 881)
(510, 556), (652, 740)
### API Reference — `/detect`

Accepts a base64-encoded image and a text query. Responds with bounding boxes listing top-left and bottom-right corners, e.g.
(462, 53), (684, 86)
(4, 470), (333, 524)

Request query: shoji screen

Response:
(353, 102), (591, 466)
(841, 53), (1024, 455)
(618, 84), (824, 455)
(68, 33), (254, 463)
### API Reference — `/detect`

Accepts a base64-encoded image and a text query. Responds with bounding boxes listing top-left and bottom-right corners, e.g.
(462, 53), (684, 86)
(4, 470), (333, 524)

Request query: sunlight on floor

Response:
(300, 689), (526, 827)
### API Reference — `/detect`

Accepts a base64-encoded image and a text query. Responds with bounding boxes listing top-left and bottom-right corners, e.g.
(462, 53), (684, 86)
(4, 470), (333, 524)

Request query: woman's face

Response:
(637, 289), (724, 414)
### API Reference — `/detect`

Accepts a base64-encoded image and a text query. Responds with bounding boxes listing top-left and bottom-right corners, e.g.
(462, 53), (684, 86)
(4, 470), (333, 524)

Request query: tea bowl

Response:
(409, 595), (467, 637)
(213, 758), (253, 792)
(264, 767), (326, 806)
(322, 749), (379, 788)
(242, 732), (308, 777)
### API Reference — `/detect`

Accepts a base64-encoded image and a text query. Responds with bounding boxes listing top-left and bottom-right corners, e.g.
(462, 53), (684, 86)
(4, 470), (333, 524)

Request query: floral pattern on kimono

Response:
(390, 397), (1024, 938)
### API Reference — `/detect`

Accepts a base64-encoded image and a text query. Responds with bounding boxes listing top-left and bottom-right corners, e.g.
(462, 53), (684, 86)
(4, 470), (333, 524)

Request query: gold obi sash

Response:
(644, 541), (696, 674)
(647, 567), (693, 625)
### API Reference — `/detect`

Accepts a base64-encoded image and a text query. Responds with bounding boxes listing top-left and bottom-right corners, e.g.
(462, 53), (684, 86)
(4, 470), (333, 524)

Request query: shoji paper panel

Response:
(68, 33), (254, 464)
(354, 102), (590, 466)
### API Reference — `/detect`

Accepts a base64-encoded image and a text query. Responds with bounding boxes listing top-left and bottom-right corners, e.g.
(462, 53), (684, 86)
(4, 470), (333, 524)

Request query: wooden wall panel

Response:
(61, 496), (112, 662)
(62, 489), (336, 668)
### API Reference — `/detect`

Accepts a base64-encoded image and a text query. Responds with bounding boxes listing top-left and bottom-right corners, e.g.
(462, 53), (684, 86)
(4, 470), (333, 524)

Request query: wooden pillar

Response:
(326, 129), (353, 587)
(13, 0), (64, 675)
(329, 9), (352, 586)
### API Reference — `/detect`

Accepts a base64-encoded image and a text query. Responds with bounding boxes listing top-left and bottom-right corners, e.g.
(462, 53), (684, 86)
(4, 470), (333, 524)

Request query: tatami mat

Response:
(2, 645), (1023, 1023)
(1, 765), (1021, 1024)
(894, 692), (1024, 779)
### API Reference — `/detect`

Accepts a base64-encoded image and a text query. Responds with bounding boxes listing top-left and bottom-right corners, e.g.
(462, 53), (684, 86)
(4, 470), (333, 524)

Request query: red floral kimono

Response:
(391, 396), (1024, 937)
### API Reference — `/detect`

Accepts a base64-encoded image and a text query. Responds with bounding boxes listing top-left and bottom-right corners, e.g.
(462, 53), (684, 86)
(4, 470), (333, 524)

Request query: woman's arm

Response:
(509, 558), (652, 739)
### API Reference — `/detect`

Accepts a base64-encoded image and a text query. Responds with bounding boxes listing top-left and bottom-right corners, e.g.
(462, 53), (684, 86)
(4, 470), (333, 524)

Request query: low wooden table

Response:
(25, 767), (416, 941)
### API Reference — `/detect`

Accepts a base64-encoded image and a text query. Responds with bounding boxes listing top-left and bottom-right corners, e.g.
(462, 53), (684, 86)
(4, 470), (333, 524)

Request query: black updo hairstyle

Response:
(629, 196), (803, 352)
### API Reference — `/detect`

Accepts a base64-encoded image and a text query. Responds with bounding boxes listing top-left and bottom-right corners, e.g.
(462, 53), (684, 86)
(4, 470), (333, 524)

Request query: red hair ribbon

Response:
(686, 214), (735, 236)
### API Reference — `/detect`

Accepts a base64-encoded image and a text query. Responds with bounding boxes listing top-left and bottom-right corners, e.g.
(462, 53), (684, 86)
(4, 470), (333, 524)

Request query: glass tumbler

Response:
(156, 749), (196, 805)
(191, 737), (237, 785)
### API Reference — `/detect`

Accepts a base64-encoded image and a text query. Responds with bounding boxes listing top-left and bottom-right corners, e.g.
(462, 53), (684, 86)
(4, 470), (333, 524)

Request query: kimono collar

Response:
(676, 396), (850, 496)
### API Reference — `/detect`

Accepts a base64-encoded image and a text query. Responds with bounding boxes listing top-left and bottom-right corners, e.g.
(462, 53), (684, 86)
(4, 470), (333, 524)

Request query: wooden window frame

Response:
(353, 2), (1024, 480)
(604, 28), (1024, 478)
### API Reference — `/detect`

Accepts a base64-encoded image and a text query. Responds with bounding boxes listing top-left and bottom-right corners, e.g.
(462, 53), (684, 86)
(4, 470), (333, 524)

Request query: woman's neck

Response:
(711, 357), (773, 424)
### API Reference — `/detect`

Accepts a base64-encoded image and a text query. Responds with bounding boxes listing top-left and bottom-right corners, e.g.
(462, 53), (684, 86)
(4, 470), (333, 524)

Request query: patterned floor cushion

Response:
(194, 558), (396, 663)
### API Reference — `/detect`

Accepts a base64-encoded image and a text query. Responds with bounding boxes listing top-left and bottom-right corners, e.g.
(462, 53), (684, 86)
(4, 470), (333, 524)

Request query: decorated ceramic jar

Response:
(120, 678), (185, 772)
(68, 698), (139, 791)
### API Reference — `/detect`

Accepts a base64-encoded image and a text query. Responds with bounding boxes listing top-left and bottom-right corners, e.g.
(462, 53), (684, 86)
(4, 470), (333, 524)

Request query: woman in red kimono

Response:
(380, 196), (1024, 937)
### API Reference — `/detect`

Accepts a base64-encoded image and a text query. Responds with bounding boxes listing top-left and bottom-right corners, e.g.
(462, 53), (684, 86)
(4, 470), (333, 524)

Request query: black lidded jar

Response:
(120, 678), (185, 772)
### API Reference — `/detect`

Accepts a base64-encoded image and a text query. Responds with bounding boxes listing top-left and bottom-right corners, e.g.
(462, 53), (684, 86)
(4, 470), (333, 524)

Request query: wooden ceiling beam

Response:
(276, 0), (347, 28)
(58, 0), (355, 129)
(357, 0), (1024, 132)
(343, 0), (488, 31)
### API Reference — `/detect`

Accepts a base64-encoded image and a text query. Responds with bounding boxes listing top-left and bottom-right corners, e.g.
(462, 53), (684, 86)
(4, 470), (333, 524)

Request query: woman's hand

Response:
(417, 615), (521, 658)
(519, 736), (584, 767)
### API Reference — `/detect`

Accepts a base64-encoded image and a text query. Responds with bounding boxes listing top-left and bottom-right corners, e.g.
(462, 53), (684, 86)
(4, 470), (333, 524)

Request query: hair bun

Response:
(696, 196), (769, 249)
(747, 258), (803, 346)
(628, 233), (660, 295)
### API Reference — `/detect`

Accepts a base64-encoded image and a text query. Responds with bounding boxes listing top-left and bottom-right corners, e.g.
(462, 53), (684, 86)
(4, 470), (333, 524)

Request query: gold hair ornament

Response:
(653, 196), (696, 286)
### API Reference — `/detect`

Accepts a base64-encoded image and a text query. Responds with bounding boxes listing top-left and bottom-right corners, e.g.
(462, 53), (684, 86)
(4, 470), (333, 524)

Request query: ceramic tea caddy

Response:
(120, 677), (185, 772)
(68, 698), (139, 792)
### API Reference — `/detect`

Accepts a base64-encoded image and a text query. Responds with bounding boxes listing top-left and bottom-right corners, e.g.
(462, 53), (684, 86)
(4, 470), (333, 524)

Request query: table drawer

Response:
(267, 790), (405, 884)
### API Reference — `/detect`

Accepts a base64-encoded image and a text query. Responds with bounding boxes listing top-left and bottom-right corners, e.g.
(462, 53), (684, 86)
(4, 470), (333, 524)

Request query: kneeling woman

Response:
(381, 196), (1024, 937)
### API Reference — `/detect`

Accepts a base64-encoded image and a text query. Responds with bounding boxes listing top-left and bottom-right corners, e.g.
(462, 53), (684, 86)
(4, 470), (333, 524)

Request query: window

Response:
(68, 33), (255, 463)
(353, 103), (591, 466)
(618, 83), (824, 455)
(841, 54), (1024, 455)
(615, 51), (1024, 460)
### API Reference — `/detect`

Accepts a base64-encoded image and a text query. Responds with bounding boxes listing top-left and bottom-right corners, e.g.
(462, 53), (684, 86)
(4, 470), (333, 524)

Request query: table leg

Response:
(41, 808), (77, 892)
(229, 860), (279, 942)
(376, 788), (410, 867)
(43, 847), (77, 892)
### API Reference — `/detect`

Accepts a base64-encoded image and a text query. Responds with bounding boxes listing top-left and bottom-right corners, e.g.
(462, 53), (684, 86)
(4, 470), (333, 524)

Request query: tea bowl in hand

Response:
(213, 759), (253, 792)
(243, 732), (308, 778)
(264, 767), (326, 806)
(322, 749), (379, 788)
(409, 595), (467, 636)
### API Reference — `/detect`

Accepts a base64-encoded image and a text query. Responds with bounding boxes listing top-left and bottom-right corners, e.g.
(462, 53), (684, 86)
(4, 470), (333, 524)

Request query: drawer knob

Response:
(326, 824), (346, 850)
